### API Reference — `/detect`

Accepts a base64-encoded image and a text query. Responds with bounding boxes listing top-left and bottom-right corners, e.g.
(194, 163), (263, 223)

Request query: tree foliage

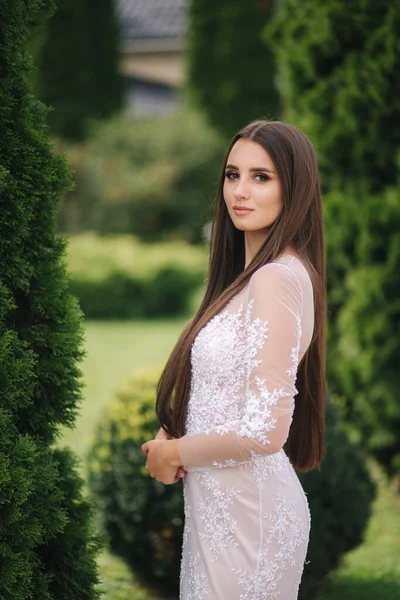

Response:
(267, 0), (400, 478)
(187, 0), (280, 138)
(267, 0), (400, 192)
(36, 0), (123, 140)
(57, 110), (224, 242)
(0, 1), (102, 597)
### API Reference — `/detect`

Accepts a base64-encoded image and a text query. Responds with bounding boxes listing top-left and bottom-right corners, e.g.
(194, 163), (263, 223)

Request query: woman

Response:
(142, 119), (327, 599)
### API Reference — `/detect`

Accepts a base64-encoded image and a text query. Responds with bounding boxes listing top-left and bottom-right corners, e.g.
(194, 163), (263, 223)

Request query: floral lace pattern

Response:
(179, 257), (314, 599)
(196, 470), (242, 561)
(232, 488), (309, 599)
(181, 548), (210, 600)
(250, 451), (292, 489)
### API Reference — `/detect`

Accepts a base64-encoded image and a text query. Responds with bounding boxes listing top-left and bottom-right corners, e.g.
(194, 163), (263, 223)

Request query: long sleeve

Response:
(177, 263), (304, 470)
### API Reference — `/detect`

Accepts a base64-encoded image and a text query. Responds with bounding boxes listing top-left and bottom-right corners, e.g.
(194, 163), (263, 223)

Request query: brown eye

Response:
(254, 173), (269, 181)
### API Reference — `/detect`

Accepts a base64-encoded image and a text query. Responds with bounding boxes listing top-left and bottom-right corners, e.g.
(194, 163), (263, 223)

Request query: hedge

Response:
(65, 232), (208, 319)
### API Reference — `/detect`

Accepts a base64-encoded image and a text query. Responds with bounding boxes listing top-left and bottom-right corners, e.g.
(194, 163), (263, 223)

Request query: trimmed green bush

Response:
(65, 233), (208, 319)
(86, 367), (183, 594)
(87, 368), (376, 598)
(0, 1), (102, 598)
(70, 266), (202, 319)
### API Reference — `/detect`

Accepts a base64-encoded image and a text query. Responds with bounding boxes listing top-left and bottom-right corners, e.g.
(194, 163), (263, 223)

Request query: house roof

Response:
(117, 0), (186, 43)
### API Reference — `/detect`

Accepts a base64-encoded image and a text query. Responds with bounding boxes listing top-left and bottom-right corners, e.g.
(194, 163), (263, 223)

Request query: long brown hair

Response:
(156, 119), (326, 472)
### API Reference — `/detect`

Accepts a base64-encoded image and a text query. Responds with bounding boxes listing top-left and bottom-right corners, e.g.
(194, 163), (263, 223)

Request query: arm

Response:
(177, 263), (303, 469)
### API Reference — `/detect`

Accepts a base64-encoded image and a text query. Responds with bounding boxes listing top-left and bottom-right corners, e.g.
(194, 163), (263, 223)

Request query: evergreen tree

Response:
(267, 0), (400, 192)
(187, 0), (280, 138)
(0, 1), (103, 597)
(36, 0), (123, 140)
(267, 0), (400, 479)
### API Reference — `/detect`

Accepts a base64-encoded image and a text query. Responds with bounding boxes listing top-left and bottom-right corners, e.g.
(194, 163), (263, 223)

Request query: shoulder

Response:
(249, 261), (302, 291)
(248, 261), (303, 310)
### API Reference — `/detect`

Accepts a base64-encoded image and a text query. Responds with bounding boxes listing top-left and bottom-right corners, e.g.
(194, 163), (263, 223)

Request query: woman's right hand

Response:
(154, 426), (187, 480)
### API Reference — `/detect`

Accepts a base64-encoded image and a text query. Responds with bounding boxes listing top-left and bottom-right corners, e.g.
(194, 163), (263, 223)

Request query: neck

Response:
(244, 231), (295, 269)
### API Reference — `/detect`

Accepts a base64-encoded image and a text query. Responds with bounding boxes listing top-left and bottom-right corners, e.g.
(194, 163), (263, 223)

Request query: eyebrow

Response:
(225, 163), (276, 174)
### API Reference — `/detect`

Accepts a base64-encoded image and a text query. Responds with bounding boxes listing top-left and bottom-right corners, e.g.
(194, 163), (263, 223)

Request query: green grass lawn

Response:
(58, 318), (188, 472)
(57, 319), (400, 600)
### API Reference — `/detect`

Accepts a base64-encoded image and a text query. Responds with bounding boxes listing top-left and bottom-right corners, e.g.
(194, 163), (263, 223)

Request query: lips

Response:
(233, 206), (254, 213)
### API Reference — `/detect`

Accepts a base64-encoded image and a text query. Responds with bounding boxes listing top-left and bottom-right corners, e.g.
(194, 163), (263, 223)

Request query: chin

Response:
(236, 221), (269, 230)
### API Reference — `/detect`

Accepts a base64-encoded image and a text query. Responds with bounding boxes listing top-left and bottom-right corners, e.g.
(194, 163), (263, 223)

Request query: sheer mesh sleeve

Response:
(177, 263), (304, 469)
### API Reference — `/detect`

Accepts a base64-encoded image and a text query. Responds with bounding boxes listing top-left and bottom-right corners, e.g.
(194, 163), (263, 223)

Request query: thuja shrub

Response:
(87, 369), (376, 598)
(266, 0), (400, 481)
(0, 1), (102, 598)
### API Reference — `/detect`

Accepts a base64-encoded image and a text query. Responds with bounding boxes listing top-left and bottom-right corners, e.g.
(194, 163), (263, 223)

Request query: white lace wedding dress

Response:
(176, 253), (314, 599)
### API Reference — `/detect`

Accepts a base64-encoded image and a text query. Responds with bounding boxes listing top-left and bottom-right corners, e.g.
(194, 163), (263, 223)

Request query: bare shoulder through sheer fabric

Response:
(178, 254), (314, 599)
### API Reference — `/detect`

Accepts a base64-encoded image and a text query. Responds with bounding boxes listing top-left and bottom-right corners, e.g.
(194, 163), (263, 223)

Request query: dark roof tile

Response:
(117, 0), (186, 41)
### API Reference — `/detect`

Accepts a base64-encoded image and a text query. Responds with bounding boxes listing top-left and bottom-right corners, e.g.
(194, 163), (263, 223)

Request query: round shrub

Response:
(87, 370), (376, 598)
(86, 367), (184, 594)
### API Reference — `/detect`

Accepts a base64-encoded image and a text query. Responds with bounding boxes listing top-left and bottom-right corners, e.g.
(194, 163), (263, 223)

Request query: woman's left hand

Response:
(141, 439), (183, 485)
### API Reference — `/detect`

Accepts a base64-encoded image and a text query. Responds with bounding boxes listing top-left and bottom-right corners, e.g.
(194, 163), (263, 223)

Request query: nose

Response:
(233, 178), (250, 200)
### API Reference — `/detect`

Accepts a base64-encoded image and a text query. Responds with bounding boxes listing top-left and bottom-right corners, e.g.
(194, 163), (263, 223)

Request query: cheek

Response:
(257, 182), (282, 207)
(223, 181), (231, 202)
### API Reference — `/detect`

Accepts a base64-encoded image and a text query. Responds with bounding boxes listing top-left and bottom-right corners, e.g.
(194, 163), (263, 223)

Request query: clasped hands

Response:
(141, 427), (187, 485)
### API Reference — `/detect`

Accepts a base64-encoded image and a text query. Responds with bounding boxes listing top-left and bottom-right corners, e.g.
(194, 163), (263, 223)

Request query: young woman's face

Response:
(223, 138), (283, 233)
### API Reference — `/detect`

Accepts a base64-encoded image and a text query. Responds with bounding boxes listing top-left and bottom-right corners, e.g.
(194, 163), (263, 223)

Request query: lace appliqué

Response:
(187, 297), (271, 438)
(250, 451), (292, 489)
(287, 315), (302, 385)
(181, 549), (210, 600)
(238, 378), (291, 443)
(195, 470), (242, 561)
(232, 488), (309, 599)
(211, 458), (249, 469)
(180, 479), (211, 600)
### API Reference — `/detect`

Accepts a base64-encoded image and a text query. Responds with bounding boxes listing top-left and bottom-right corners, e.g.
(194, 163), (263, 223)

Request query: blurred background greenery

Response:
(26, 0), (400, 597)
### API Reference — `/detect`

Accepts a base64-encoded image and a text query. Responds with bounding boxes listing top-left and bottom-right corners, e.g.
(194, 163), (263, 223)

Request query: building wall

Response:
(121, 48), (184, 88)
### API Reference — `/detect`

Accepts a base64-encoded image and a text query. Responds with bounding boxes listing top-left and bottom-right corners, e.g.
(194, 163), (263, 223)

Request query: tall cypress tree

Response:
(267, 0), (400, 192)
(0, 1), (103, 598)
(36, 0), (123, 140)
(187, 0), (280, 138)
(267, 0), (400, 479)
